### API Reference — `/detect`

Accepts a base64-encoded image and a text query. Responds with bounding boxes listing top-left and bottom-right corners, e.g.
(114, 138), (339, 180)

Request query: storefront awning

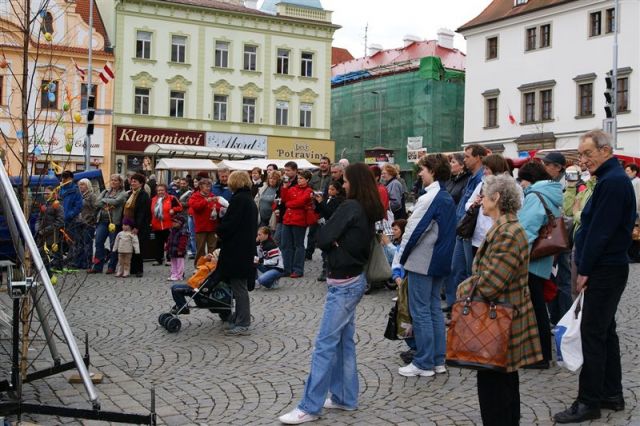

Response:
(155, 158), (218, 171)
(144, 144), (266, 160)
(218, 159), (318, 171)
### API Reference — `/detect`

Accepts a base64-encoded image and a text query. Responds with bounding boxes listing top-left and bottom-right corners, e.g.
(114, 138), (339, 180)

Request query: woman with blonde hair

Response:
(75, 178), (98, 270)
(255, 170), (281, 228)
(91, 174), (128, 274)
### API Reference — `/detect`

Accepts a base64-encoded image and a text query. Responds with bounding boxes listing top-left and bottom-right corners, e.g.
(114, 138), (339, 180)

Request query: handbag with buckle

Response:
(530, 192), (570, 260)
(446, 278), (514, 372)
(456, 203), (480, 239)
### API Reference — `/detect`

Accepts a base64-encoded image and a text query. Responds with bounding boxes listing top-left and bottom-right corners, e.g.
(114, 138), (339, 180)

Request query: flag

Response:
(99, 62), (115, 84)
(508, 109), (517, 125)
(71, 58), (86, 81)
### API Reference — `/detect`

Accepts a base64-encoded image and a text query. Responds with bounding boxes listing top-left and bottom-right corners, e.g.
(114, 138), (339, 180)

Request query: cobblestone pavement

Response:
(1, 256), (639, 425)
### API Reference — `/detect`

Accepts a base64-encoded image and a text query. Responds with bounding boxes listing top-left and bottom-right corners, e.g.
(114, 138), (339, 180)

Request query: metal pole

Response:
(612, 0), (619, 149)
(84, 0), (94, 170)
(0, 157), (99, 406)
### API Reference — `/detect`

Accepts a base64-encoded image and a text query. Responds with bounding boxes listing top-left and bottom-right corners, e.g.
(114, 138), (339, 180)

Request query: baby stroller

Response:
(158, 269), (234, 333)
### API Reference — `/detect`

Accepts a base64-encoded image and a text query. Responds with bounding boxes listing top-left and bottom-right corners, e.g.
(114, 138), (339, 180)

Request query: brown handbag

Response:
(446, 278), (514, 372)
(530, 192), (570, 260)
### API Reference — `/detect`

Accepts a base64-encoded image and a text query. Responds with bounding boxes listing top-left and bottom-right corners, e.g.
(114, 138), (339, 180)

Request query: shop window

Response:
(275, 101), (288, 126)
(277, 49), (289, 74)
(242, 97), (256, 123)
(299, 103), (312, 128)
(213, 95), (227, 121)
(134, 87), (150, 115)
(136, 31), (152, 59)
(244, 45), (257, 71)
(169, 90), (184, 118)
(171, 35), (186, 63)
(301, 52), (313, 77)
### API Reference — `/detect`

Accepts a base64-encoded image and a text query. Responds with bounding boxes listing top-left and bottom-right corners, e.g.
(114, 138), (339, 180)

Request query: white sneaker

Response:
(278, 408), (319, 424)
(398, 363), (435, 377)
(434, 365), (447, 374)
(324, 398), (356, 411)
(254, 279), (261, 289)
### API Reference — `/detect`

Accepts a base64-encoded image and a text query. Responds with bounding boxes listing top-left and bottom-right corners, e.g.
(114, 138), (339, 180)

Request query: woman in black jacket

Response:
(123, 173), (151, 277)
(217, 171), (258, 336)
(279, 163), (385, 424)
(313, 180), (345, 282)
(445, 152), (470, 206)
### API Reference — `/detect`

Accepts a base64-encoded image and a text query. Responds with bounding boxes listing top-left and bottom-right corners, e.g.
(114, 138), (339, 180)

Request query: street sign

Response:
(602, 118), (617, 136)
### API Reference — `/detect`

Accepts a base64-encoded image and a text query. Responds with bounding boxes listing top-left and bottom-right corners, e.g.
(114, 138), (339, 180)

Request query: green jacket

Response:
(564, 178), (596, 235)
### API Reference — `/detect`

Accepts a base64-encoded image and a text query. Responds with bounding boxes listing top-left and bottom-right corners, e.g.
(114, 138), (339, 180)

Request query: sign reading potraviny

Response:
(206, 131), (267, 154)
(28, 125), (104, 157)
(267, 136), (335, 164)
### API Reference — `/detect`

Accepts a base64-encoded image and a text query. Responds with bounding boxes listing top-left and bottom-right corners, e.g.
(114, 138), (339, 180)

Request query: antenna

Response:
(364, 23), (368, 57)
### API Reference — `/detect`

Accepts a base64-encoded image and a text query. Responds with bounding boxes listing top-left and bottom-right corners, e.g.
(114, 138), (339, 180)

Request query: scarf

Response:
(154, 196), (164, 222)
(124, 188), (140, 220)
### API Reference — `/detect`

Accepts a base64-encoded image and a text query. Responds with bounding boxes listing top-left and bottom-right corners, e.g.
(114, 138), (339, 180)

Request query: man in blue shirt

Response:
(554, 130), (635, 423)
(212, 168), (232, 201)
(445, 144), (487, 310)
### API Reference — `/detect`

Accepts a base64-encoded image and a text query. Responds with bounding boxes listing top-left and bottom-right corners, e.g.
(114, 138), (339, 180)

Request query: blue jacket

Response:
(575, 157), (635, 275)
(393, 182), (457, 277)
(517, 180), (563, 279)
(212, 182), (232, 201)
(456, 167), (484, 221)
(58, 181), (82, 223)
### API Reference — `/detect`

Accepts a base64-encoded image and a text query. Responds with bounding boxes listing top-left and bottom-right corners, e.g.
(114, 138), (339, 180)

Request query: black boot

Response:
(554, 401), (601, 423)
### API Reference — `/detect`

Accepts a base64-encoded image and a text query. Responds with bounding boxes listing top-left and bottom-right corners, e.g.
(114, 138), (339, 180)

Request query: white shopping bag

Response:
(554, 291), (584, 372)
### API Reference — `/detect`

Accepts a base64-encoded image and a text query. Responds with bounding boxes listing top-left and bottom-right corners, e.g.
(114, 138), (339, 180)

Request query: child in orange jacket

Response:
(170, 250), (219, 314)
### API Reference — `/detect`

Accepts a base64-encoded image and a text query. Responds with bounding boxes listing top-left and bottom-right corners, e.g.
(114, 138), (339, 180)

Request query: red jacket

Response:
(188, 191), (223, 233)
(150, 195), (182, 231)
(377, 183), (390, 211)
(282, 184), (313, 227)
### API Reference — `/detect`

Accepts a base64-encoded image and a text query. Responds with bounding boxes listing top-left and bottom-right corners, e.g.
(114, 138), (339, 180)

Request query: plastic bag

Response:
(554, 291), (584, 372)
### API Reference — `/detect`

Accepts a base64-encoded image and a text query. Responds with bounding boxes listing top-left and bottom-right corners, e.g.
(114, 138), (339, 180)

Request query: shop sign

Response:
(267, 137), (335, 164)
(28, 126), (104, 157)
(206, 131), (267, 153)
(115, 126), (205, 152)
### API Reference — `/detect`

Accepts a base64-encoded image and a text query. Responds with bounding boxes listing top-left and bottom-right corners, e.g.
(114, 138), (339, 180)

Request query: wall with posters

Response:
(267, 137), (335, 164)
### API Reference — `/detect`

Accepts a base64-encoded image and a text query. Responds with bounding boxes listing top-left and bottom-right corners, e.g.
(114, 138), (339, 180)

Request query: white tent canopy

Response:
(144, 144), (266, 160)
(155, 158), (218, 171)
(217, 159), (318, 171)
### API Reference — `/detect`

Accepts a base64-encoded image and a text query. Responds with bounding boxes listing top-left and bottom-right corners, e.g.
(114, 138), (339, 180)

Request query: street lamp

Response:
(371, 91), (382, 146)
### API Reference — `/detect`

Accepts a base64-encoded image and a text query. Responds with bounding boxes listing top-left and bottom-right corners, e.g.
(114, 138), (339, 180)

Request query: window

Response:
(136, 31), (152, 59)
(169, 91), (184, 118)
(486, 37), (498, 60)
(171, 35), (186, 63)
(590, 11), (601, 37)
(213, 95), (227, 121)
(526, 28), (537, 51)
(300, 103), (312, 128)
(301, 52), (313, 77)
(215, 41), (229, 68)
(486, 98), (498, 128)
(275, 101), (288, 126)
(617, 77), (629, 113)
(540, 24), (551, 48)
(578, 83), (593, 116)
(40, 80), (58, 109)
(524, 92), (536, 123)
(80, 83), (97, 110)
(43, 12), (54, 34)
(134, 87), (150, 115)
(540, 89), (553, 121)
(277, 49), (289, 74)
(243, 45), (257, 71)
(242, 98), (256, 123)
(606, 8), (615, 33)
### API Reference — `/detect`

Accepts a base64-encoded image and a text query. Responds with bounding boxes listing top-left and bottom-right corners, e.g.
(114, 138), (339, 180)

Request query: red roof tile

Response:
(75, 0), (111, 49)
(331, 47), (354, 65)
(331, 40), (465, 77)
(458, 0), (578, 32)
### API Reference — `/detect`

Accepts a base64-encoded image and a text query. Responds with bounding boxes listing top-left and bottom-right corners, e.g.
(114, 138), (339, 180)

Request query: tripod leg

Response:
(31, 289), (61, 365)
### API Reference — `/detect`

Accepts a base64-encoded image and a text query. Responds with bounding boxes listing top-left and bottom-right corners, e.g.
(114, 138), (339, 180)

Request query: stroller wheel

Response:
(219, 311), (231, 322)
(158, 313), (172, 327)
(166, 317), (181, 333)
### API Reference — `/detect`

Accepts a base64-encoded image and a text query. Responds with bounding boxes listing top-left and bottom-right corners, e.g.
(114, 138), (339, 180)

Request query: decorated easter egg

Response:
(73, 112), (81, 123)
(108, 223), (116, 233)
(65, 143), (72, 153)
(62, 102), (70, 111)
(44, 32), (52, 42)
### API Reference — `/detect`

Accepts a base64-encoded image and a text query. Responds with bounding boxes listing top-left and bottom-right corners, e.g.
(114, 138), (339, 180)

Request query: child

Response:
(313, 180), (345, 281)
(255, 226), (284, 289)
(114, 217), (140, 277)
(36, 186), (64, 274)
(170, 249), (220, 314)
(165, 215), (189, 281)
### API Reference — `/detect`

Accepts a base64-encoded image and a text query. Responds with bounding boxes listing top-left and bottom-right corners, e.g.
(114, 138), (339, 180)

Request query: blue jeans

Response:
(407, 272), (446, 370)
(281, 224), (306, 275)
(93, 222), (119, 272)
(257, 265), (282, 288)
(274, 223), (283, 245)
(188, 215), (196, 254)
(171, 284), (193, 308)
(298, 274), (366, 415)
(549, 250), (573, 324)
(446, 237), (474, 307)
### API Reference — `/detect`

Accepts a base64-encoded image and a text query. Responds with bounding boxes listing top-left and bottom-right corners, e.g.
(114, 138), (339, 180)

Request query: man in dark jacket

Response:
(554, 130), (635, 423)
(212, 168), (233, 201)
(58, 171), (83, 263)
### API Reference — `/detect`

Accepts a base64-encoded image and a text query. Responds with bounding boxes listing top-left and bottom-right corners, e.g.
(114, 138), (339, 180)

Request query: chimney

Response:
(403, 34), (422, 47)
(244, 0), (258, 8)
(437, 28), (455, 49)
(368, 43), (383, 56)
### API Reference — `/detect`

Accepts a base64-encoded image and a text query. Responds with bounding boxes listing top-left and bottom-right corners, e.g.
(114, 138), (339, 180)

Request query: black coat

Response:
(445, 171), (471, 206)
(217, 187), (258, 280)
(314, 195), (344, 220)
(133, 190), (151, 239)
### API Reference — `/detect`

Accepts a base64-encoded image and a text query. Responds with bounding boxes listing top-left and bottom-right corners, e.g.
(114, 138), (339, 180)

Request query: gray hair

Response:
(77, 178), (93, 193)
(483, 174), (521, 214)
(331, 163), (344, 171)
(580, 129), (613, 149)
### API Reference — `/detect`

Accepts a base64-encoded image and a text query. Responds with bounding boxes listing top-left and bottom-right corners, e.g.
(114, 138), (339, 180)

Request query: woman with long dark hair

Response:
(279, 163), (385, 424)
(123, 173), (151, 277)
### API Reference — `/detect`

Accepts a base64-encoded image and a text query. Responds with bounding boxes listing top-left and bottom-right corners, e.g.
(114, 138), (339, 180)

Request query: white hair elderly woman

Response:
(91, 174), (128, 274)
(75, 178), (98, 270)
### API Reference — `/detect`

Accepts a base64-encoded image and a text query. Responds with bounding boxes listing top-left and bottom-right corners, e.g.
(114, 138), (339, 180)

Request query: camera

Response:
(565, 170), (579, 181)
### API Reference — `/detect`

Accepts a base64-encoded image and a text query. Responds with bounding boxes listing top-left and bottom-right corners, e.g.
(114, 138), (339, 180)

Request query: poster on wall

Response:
(126, 155), (154, 172)
(407, 148), (427, 163)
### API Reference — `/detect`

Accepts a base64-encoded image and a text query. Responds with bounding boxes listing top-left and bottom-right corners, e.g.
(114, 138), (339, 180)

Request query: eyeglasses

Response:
(578, 147), (605, 159)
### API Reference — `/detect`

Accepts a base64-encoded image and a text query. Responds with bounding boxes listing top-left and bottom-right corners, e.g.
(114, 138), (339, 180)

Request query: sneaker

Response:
(278, 408), (318, 424)
(434, 365), (447, 374)
(254, 280), (261, 290)
(221, 321), (235, 330)
(398, 363), (435, 377)
(324, 398), (356, 411)
(224, 326), (251, 336)
(271, 280), (280, 289)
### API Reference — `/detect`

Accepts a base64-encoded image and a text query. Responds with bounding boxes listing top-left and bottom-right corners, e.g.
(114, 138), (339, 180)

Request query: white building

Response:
(458, 0), (639, 155)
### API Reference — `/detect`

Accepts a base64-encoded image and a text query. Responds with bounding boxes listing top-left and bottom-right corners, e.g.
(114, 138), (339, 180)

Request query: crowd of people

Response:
(33, 129), (636, 425)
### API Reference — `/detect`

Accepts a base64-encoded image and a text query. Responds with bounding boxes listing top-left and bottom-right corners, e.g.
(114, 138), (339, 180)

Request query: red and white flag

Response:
(99, 62), (115, 84)
(508, 109), (517, 125)
(71, 58), (86, 81)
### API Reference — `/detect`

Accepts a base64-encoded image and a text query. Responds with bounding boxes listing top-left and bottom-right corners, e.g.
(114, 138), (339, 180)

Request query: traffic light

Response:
(604, 72), (614, 118)
(87, 95), (95, 135)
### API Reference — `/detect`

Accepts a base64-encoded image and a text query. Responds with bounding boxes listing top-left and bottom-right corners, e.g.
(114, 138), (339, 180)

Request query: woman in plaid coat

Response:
(457, 174), (542, 426)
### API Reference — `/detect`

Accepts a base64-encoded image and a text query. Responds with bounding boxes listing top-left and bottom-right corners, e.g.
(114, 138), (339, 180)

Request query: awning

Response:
(155, 158), (218, 171)
(217, 159), (318, 171)
(143, 144), (266, 160)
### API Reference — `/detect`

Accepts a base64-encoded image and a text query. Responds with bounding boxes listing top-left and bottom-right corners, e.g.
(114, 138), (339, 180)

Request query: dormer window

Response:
(514, 0), (528, 5)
